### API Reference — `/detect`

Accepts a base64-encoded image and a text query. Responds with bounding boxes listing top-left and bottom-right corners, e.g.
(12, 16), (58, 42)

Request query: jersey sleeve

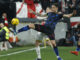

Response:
(58, 14), (63, 19)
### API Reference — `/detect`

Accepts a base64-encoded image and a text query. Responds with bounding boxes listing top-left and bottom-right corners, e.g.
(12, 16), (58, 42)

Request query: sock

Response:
(53, 46), (60, 58)
(0, 42), (2, 50)
(76, 45), (80, 51)
(18, 26), (30, 33)
(36, 46), (41, 59)
(0, 42), (4, 51)
(4, 41), (8, 51)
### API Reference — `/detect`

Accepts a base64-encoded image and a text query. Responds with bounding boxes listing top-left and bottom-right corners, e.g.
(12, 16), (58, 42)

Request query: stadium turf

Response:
(0, 46), (80, 60)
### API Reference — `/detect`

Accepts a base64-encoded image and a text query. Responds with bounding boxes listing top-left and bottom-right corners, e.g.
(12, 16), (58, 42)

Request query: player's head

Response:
(2, 12), (7, 18)
(46, 6), (52, 13)
(51, 3), (58, 13)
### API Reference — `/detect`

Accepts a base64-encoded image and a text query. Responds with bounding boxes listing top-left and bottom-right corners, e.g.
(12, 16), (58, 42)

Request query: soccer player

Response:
(0, 19), (9, 51)
(17, 4), (73, 60)
(2, 13), (8, 27)
(70, 23), (80, 55)
(34, 7), (53, 60)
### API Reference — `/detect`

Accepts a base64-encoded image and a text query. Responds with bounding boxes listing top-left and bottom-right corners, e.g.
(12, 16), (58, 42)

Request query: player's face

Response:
(0, 23), (4, 28)
(51, 5), (58, 13)
(2, 13), (7, 18)
(46, 7), (52, 13)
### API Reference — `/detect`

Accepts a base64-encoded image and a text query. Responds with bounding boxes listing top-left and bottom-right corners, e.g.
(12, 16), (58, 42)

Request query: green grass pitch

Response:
(0, 46), (80, 60)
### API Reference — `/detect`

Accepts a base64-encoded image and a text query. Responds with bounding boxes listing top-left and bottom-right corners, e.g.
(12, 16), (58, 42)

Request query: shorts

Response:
(35, 24), (55, 40)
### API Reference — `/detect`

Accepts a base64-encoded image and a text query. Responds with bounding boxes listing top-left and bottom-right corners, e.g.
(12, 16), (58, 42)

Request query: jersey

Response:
(45, 12), (63, 29)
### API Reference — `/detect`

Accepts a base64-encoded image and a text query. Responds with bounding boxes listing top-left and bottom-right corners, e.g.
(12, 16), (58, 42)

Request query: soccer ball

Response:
(11, 18), (19, 25)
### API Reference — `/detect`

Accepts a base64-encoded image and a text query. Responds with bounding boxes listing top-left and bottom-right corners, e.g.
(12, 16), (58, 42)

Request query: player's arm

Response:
(29, 9), (47, 17)
(63, 13), (73, 18)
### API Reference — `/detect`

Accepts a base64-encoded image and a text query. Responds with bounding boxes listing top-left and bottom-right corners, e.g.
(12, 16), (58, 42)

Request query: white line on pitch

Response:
(0, 47), (45, 57)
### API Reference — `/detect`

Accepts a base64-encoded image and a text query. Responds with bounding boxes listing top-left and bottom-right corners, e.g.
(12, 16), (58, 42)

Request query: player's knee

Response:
(51, 41), (56, 47)
(28, 24), (35, 29)
(52, 43), (56, 47)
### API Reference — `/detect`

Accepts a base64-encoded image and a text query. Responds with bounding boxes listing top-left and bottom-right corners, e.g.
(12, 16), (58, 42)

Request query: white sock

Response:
(4, 42), (8, 51)
(0, 42), (2, 50)
(0, 42), (4, 51)
(36, 46), (41, 59)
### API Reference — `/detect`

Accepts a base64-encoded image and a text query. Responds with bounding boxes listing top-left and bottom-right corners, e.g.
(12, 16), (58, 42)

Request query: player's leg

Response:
(76, 42), (80, 51)
(76, 37), (80, 51)
(70, 36), (80, 55)
(34, 25), (63, 60)
(35, 40), (42, 60)
(35, 32), (44, 60)
(18, 24), (47, 33)
(4, 41), (8, 51)
(0, 42), (3, 51)
(44, 37), (53, 48)
(48, 34), (63, 60)
(18, 24), (35, 33)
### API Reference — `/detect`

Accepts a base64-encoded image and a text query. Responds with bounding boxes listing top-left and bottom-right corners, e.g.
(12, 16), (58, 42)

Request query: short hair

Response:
(51, 3), (58, 8)
(46, 6), (51, 10)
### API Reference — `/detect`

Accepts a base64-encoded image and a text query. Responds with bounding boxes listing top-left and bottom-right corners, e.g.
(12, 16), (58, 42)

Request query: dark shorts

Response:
(35, 24), (55, 40)
(0, 38), (7, 42)
(0, 36), (7, 42)
(0, 38), (2, 42)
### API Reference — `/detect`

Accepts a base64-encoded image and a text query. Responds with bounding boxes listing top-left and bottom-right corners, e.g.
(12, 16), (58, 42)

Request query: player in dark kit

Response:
(71, 23), (80, 55)
(17, 4), (73, 60)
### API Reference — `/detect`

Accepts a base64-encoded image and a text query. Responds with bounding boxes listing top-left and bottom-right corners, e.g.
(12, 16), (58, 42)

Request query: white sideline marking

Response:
(0, 47), (45, 57)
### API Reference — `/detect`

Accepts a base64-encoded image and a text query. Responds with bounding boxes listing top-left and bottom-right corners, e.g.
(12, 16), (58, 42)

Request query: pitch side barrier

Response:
(18, 18), (45, 23)
(18, 18), (70, 22)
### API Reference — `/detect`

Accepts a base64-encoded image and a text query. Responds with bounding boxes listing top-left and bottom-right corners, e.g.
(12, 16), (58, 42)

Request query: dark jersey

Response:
(45, 12), (63, 29)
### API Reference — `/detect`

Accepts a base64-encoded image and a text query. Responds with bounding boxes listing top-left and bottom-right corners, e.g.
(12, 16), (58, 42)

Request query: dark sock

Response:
(53, 46), (59, 57)
(18, 26), (30, 33)
(76, 45), (80, 51)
